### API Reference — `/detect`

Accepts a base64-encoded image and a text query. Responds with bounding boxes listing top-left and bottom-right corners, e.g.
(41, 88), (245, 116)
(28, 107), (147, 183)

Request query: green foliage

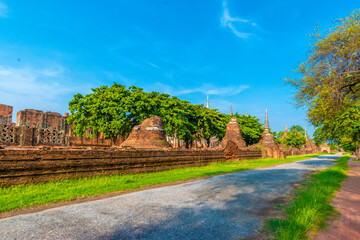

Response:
(266, 155), (350, 239)
(286, 10), (360, 157)
(67, 83), (263, 147)
(232, 113), (264, 145)
(273, 131), (285, 145)
(284, 130), (307, 149)
(289, 125), (305, 135)
(0, 154), (325, 213)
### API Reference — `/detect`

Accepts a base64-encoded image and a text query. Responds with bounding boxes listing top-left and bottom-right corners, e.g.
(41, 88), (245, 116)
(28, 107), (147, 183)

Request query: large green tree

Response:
(286, 10), (360, 158)
(68, 83), (265, 147)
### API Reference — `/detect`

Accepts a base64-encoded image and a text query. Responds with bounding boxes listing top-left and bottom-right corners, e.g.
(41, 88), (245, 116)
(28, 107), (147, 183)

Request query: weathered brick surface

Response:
(16, 109), (68, 132)
(0, 104), (13, 125)
(259, 130), (285, 159)
(0, 149), (226, 187)
(16, 109), (44, 128)
(120, 116), (172, 149)
(43, 111), (66, 130)
(220, 117), (247, 149)
(0, 147), (266, 187)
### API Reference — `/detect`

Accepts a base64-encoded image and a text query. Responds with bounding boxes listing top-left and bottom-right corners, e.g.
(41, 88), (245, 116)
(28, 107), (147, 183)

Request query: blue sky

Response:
(0, 0), (359, 136)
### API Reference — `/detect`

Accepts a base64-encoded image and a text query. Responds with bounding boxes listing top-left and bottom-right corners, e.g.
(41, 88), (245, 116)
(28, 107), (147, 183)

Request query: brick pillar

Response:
(19, 126), (34, 146)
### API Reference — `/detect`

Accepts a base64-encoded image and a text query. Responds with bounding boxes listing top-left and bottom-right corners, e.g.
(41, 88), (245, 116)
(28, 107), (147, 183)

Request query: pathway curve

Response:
(317, 157), (360, 240)
(0, 155), (339, 240)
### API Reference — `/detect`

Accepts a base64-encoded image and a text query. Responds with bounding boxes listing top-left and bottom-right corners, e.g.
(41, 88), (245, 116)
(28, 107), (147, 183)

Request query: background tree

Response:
(232, 113), (264, 145)
(273, 131), (285, 145)
(284, 130), (307, 149)
(289, 125), (305, 135)
(286, 10), (360, 158)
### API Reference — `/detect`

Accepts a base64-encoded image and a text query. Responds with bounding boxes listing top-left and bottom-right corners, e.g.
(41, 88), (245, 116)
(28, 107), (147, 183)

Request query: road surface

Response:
(0, 154), (339, 240)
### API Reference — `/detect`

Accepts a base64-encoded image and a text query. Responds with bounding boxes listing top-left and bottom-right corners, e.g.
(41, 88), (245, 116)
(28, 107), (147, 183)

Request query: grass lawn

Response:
(265, 154), (350, 239)
(0, 153), (326, 213)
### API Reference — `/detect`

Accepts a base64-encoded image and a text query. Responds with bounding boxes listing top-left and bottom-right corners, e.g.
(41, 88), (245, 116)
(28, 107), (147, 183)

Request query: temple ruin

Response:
(0, 103), (322, 187)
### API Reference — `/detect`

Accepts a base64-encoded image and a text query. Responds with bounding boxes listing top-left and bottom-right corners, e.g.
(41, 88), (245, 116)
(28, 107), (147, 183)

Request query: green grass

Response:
(0, 153), (325, 213)
(265, 154), (350, 240)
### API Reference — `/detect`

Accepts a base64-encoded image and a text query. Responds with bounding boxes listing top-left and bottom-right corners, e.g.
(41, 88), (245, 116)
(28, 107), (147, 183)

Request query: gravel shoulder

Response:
(0, 155), (339, 240)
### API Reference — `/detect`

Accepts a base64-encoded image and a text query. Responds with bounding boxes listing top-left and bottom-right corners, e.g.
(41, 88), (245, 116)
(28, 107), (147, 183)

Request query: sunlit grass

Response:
(265, 154), (349, 239)
(0, 153), (325, 213)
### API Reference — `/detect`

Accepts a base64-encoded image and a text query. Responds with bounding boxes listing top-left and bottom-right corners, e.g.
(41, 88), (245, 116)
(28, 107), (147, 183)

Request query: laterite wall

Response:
(0, 148), (262, 187)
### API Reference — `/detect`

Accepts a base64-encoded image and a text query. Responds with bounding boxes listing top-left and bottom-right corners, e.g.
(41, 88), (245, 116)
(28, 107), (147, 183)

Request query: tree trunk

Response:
(356, 142), (360, 160)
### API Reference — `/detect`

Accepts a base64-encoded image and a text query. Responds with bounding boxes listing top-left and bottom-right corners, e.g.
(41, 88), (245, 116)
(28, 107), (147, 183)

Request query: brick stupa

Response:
(220, 117), (247, 149)
(259, 109), (285, 159)
(120, 116), (172, 149)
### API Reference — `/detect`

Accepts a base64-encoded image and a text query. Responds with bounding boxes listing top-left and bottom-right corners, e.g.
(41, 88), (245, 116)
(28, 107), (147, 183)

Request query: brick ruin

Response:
(120, 116), (172, 149)
(0, 104), (13, 125)
(0, 104), (322, 187)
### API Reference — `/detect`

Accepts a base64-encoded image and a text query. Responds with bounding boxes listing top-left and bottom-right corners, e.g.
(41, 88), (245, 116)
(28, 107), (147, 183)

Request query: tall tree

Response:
(286, 10), (360, 158)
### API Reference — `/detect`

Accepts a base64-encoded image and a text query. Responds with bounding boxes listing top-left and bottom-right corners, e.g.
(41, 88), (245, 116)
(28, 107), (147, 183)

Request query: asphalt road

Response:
(0, 154), (339, 240)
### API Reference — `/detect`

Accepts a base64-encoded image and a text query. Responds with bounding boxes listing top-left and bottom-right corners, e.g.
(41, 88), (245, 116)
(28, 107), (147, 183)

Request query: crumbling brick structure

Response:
(0, 104), (13, 125)
(219, 117), (262, 159)
(16, 109), (68, 132)
(120, 116), (172, 149)
(259, 109), (285, 159)
(220, 117), (247, 149)
(319, 142), (331, 153)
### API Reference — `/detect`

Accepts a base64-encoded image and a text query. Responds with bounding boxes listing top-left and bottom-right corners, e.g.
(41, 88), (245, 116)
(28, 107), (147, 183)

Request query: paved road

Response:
(0, 154), (339, 240)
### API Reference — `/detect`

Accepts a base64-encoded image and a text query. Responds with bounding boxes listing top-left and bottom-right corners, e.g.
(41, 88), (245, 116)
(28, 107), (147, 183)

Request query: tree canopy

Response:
(284, 130), (307, 149)
(67, 83), (263, 147)
(289, 125), (305, 135)
(286, 10), (360, 157)
(273, 125), (307, 148)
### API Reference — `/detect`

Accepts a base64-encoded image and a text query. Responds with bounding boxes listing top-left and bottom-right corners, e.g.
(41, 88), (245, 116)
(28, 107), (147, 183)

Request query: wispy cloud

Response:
(0, 1), (7, 18)
(150, 83), (249, 96)
(179, 84), (249, 95)
(147, 62), (159, 69)
(221, 0), (256, 38)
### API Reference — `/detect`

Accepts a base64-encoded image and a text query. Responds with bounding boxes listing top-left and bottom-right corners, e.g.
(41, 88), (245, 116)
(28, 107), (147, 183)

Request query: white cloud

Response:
(0, 65), (84, 115)
(221, 0), (256, 39)
(0, 1), (7, 18)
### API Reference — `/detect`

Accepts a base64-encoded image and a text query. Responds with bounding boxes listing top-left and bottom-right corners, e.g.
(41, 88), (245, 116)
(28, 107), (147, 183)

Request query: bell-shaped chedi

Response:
(220, 117), (247, 149)
(120, 116), (172, 149)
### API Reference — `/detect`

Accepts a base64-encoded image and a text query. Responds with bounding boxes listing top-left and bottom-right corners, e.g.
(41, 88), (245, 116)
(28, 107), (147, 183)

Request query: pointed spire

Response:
(304, 128), (307, 138)
(247, 112), (249, 116)
(264, 108), (270, 130)
(285, 124), (288, 132)
(206, 95), (209, 109)
(230, 104), (233, 115)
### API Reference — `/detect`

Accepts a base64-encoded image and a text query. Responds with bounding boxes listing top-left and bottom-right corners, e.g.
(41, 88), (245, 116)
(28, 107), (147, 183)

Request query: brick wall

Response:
(0, 148), (263, 187)
(16, 109), (44, 128)
(0, 104), (13, 125)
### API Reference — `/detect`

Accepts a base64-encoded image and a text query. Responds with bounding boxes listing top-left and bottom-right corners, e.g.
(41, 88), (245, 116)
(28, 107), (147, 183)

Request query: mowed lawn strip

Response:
(1, 153), (325, 213)
(266, 154), (349, 240)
